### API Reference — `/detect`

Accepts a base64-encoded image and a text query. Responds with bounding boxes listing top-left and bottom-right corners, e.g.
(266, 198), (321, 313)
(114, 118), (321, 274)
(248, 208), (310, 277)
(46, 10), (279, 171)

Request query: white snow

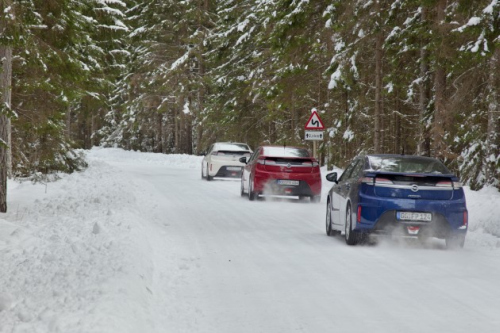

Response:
(1, 147), (500, 332)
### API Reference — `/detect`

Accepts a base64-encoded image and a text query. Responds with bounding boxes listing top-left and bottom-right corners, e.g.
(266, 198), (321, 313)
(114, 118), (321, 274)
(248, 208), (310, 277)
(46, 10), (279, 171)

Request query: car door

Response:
(242, 148), (260, 192)
(331, 160), (358, 226)
(342, 158), (364, 225)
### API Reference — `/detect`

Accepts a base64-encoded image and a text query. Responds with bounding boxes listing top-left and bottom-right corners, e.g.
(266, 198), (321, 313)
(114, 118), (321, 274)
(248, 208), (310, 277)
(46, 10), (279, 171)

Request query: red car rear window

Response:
(262, 147), (310, 158)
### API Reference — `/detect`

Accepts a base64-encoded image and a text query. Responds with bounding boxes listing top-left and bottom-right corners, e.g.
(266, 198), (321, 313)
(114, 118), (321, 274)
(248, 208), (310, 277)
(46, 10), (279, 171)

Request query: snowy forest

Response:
(0, 0), (499, 211)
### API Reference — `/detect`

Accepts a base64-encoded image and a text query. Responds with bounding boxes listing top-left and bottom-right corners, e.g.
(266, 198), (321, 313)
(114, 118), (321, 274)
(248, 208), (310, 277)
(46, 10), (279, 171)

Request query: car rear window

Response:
(262, 147), (310, 158)
(215, 143), (250, 151)
(367, 156), (450, 174)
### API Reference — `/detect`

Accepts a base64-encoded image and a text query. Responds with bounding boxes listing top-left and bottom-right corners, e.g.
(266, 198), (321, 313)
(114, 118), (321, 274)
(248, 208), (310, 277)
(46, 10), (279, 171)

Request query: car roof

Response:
(214, 142), (249, 146)
(260, 145), (306, 149)
(365, 154), (442, 161)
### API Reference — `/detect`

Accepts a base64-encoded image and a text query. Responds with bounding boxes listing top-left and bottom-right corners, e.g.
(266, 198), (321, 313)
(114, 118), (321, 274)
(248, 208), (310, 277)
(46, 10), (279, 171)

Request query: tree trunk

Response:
(0, 0), (13, 212)
(418, 7), (431, 156)
(374, 0), (384, 154)
(432, 0), (448, 159)
(485, 48), (500, 185)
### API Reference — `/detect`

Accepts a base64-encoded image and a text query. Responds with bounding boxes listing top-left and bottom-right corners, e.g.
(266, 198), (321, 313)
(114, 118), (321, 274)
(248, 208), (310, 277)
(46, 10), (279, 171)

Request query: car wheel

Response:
(201, 164), (205, 179)
(445, 234), (465, 249)
(345, 204), (359, 246)
(240, 177), (246, 197)
(326, 200), (335, 236)
(311, 195), (320, 203)
(206, 164), (213, 181)
(248, 178), (256, 201)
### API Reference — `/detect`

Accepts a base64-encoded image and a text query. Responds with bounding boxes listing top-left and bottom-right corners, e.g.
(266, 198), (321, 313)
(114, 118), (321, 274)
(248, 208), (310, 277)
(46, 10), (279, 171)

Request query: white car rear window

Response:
(215, 143), (250, 151)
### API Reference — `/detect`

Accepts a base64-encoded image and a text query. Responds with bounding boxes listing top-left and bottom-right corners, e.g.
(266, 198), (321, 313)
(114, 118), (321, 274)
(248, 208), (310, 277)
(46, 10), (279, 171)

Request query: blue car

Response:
(325, 154), (468, 248)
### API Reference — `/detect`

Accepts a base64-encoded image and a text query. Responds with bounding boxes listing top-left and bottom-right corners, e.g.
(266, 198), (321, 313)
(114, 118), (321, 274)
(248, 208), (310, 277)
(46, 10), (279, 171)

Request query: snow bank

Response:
(0, 149), (204, 332)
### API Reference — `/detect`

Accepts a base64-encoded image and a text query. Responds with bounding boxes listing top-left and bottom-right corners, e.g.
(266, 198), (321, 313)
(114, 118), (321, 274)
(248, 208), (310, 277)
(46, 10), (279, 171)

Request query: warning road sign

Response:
(304, 110), (325, 130)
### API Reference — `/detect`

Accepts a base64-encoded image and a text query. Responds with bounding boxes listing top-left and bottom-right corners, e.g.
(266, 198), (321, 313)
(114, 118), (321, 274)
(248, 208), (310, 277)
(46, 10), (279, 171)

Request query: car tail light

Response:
(463, 211), (468, 226)
(436, 180), (452, 187)
(300, 160), (319, 167)
(375, 177), (393, 185)
(360, 177), (374, 185)
(453, 181), (463, 189)
(211, 151), (227, 156)
(357, 206), (361, 223)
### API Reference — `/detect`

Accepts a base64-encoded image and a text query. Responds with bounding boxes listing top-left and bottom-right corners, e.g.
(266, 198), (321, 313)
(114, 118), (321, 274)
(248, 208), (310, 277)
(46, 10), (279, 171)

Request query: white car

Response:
(201, 142), (252, 181)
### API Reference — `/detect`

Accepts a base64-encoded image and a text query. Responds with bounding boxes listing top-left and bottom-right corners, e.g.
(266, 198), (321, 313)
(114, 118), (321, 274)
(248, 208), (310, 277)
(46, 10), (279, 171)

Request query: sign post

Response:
(304, 109), (325, 159)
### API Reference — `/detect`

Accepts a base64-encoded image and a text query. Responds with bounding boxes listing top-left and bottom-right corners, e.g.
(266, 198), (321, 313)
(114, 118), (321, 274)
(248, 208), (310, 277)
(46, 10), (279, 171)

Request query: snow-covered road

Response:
(1, 148), (500, 333)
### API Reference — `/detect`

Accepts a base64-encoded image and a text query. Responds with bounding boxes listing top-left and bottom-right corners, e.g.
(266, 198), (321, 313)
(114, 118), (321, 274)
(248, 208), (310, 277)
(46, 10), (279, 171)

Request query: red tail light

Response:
(463, 211), (468, 226)
(360, 177), (374, 184)
(357, 206), (361, 223)
(375, 177), (393, 185)
(436, 181), (452, 187)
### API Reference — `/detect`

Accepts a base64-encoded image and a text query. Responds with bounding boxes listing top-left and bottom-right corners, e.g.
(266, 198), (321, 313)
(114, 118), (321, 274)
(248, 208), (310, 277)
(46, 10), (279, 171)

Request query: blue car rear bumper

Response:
(353, 190), (467, 239)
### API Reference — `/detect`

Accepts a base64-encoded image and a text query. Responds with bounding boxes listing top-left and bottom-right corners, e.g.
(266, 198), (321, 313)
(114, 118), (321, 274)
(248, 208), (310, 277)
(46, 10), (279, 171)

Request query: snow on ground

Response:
(0, 147), (499, 333)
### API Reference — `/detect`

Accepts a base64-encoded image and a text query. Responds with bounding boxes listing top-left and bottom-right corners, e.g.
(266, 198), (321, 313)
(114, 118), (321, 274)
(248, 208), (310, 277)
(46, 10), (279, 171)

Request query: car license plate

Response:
(227, 167), (241, 171)
(397, 212), (432, 222)
(277, 180), (299, 186)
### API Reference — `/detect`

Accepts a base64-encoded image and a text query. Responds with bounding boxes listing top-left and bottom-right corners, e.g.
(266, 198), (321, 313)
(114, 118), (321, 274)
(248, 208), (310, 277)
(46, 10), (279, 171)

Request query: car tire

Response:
(326, 200), (335, 236)
(311, 195), (320, 203)
(240, 178), (246, 197)
(201, 164), (205, 179)
(248, 178), (256, 201)
(345, 204), (360, 246)
(445, 234), (465, 249)
(205, 164), (213, 181)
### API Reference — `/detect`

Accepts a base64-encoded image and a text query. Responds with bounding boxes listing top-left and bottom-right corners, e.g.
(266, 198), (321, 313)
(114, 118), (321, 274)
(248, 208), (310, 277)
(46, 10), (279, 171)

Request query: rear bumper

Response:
(208, 161), (245, 177)
(353, 193), (467, 239)
(214, 166), (243, 178)
(253, 172), (321, 196)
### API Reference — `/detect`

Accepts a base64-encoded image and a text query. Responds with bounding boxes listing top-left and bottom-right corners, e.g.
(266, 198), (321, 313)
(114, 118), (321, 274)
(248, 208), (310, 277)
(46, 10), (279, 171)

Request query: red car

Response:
(239, 145), (322, 202)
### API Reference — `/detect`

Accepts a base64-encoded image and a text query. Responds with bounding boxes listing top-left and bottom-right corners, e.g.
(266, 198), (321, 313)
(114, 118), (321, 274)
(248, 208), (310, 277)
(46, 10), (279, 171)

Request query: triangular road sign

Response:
(304, 110), (325, 130)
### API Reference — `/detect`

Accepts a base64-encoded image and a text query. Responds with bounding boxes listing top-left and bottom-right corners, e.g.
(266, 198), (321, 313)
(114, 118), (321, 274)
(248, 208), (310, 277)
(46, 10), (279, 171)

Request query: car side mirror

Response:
(326, 172), (338, 183)
(239, 156), (247, 164)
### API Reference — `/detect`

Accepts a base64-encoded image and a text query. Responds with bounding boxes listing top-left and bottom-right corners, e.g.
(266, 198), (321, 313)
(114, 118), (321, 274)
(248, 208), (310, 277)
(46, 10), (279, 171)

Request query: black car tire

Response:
(240, 178), (246, 197)
(201, 165), (205, 179)
(445, 234), (465, 249)
(248, 178), (256, 201)
(205, 164), (213, 181)
(345, 204), (360, 246)
(326, 200), (335, 236)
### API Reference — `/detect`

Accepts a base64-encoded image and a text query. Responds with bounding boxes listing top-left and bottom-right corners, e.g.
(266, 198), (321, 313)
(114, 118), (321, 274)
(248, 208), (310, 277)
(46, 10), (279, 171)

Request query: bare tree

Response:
(0, 0), (13, 212)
